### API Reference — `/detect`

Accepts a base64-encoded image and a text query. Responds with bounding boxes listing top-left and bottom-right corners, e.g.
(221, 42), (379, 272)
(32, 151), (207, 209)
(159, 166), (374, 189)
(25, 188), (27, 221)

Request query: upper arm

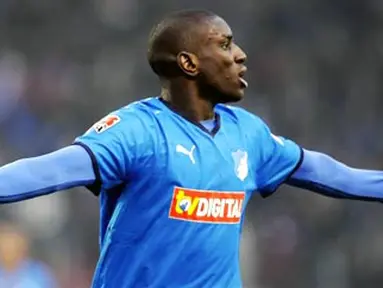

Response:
(74, 110), (152, 195)
(255, 120), (303, 197)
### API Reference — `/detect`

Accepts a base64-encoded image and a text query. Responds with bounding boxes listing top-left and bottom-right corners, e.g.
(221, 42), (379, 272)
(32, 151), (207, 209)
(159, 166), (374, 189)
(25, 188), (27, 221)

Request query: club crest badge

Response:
(232, 149), (248, 181)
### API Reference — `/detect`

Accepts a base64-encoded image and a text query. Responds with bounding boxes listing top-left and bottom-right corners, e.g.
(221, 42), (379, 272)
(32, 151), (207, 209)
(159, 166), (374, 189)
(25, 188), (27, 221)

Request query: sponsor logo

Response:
(176, 144), (196, 164)
(169, 187), (245, 224)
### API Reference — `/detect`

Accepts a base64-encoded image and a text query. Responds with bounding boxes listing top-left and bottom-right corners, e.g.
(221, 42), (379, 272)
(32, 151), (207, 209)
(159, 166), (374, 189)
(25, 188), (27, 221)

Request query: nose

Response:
(234, 44), (247, 64)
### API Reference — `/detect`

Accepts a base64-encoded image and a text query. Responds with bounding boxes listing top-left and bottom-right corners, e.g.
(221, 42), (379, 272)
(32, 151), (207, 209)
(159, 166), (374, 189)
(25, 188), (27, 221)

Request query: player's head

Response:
(148, 10), (247, 104)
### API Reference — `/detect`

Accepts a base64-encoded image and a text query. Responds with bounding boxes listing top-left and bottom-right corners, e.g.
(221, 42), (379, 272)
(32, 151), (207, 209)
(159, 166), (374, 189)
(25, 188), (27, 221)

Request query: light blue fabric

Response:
(288, 149), (383, 201)
(0, 145), (95, 203)
(74, 97), (302, 288)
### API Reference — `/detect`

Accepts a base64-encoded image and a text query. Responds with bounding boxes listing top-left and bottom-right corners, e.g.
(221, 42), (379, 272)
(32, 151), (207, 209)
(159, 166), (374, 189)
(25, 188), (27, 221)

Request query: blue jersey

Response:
(75, 97), (302, 288)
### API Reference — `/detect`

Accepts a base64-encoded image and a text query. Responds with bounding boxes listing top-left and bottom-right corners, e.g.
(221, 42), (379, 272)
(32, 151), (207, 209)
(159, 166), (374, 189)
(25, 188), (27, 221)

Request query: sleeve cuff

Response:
(260, 146), (305, 198)
(72, 142), (102, 196)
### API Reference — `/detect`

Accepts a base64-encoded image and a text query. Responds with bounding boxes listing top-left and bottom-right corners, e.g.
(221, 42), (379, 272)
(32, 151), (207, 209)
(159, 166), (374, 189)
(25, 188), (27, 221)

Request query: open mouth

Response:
(239, 77), (248, 88)
(238, 69), (248, 88)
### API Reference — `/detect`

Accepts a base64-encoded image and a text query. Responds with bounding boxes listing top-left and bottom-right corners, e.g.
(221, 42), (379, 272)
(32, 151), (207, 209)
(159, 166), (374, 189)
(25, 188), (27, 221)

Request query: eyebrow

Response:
(207, 32), (232, 42)
(222, 35), (233, 41)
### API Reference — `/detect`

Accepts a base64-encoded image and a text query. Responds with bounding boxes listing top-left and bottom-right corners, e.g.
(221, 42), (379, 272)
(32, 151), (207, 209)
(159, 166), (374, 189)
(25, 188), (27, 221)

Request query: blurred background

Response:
(0, 0), (383, 287)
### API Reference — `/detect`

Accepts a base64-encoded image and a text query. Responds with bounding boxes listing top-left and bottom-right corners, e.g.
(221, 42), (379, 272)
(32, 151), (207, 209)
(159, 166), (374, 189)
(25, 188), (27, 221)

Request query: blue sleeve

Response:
(256, 123), (303, 197)
(287, 149), (383, 201)
(0, 145), (95, 203)
(74, 111), (150, 195)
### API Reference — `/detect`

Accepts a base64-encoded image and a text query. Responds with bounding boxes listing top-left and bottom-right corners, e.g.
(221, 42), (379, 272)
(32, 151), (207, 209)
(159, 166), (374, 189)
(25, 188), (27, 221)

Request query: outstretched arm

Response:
(0, 145), (96, 203)
(287, 149), (383, 201)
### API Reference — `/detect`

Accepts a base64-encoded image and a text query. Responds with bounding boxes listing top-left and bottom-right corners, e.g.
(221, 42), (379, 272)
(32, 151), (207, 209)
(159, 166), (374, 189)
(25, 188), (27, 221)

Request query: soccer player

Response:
(0, 9), (382, 287)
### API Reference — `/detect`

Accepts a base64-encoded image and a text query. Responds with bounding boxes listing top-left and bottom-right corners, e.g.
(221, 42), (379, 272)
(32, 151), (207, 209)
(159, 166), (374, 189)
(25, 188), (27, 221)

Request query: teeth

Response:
(240, 78), (248, 88)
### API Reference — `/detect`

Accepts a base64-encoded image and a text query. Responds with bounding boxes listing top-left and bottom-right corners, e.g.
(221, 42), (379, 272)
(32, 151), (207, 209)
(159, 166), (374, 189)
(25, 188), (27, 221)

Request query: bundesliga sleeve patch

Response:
(93, 115), (121, 133)
(169, 187), (245, 224)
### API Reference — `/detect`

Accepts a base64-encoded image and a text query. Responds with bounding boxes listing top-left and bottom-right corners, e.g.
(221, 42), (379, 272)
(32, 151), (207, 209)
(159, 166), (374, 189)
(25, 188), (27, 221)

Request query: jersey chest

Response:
(130, 122), (257, 226)
(152, 122), (257, 194)
(109, 108), (260, 228)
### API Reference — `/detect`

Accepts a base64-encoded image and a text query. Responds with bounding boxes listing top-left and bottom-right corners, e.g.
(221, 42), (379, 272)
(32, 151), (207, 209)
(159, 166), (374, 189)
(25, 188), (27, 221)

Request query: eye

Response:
(221, 40), (232, 50)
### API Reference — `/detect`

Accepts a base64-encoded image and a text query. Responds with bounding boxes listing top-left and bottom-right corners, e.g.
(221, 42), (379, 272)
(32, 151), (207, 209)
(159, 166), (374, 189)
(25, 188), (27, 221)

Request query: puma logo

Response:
(176, 144), (196, 164)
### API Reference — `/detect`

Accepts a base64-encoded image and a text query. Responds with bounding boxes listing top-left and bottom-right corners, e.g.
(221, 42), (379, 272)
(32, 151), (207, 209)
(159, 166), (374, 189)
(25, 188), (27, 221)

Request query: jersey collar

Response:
(157, 97), (221, 137)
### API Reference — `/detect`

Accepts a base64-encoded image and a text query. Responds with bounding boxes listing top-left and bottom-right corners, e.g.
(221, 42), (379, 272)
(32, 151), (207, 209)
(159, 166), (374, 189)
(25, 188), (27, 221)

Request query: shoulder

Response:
(85, 97), (160, 136)
(75, 97), (162, 155)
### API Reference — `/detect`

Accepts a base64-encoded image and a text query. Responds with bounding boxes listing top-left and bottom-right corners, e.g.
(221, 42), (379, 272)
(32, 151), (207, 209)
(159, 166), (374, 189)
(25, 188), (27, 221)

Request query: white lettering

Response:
(196, 198), (208, 216)
(194, 197), (243, 219)
(232, 200), (243, 218)
(219, 200), (226, 218)
(225, 199), (235, 217)
(211, 198), (221, 218)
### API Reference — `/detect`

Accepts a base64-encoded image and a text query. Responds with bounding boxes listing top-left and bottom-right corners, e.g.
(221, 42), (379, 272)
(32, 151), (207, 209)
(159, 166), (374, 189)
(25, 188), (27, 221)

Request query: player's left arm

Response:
(286, 150), (383, 201)
(257, 123), (383, 201)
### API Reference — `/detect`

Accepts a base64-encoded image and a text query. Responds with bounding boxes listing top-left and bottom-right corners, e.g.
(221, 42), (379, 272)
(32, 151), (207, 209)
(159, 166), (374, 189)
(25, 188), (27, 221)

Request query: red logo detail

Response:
(94, 115), (121, 133)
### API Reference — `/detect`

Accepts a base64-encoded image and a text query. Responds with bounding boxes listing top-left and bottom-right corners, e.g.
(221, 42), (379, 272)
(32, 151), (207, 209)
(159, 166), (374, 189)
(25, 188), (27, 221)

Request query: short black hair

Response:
(147, 9), (217, 78)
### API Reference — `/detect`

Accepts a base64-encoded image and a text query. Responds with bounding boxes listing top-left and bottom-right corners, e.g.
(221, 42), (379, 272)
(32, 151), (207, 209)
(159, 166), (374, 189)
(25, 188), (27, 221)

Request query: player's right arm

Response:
(0, 145), (96, 203)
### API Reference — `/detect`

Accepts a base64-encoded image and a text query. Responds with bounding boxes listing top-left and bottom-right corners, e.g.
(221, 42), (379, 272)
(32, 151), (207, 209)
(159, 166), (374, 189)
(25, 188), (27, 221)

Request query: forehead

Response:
(197, 16), (233, 42)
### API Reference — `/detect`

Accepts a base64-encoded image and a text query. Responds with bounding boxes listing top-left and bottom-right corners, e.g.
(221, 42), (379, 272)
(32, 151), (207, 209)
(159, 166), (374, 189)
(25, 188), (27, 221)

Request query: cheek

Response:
(220, 54), (235, 67)
(203, 51), (234, 70)
(223, 60), (236, 80)
(199, 54), (235, 83)
(207, 59), (233, 81)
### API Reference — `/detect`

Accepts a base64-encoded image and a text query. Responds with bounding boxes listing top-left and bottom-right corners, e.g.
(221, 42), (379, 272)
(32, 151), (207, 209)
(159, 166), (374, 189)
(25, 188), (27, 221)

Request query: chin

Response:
(204, 84), (245, 104)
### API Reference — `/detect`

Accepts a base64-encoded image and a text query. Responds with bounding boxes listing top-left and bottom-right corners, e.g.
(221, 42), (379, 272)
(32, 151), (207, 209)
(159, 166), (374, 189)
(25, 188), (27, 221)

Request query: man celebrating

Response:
(0, 10), (382, 288)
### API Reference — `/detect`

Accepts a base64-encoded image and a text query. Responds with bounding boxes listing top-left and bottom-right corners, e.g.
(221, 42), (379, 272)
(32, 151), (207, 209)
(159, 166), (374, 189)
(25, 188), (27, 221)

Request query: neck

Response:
(160, 80), (215, 122)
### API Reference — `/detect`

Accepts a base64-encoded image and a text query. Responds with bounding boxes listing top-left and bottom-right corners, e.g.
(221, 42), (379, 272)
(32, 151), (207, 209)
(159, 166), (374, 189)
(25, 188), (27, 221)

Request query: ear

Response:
(177, 52), (199, 77)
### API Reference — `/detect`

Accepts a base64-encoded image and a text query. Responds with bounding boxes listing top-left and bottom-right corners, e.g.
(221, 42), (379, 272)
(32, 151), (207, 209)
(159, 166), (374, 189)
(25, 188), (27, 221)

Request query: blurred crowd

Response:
(0, 0), (383, 287)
